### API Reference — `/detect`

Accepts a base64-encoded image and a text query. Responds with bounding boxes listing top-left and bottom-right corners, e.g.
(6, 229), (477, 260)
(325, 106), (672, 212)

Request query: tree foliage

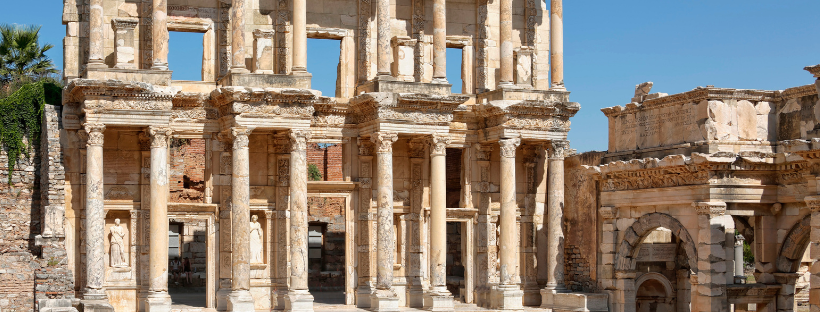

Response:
(308, 164), (323, 181)
(0, 80), (60, 182)
(0, 24), (58, 85)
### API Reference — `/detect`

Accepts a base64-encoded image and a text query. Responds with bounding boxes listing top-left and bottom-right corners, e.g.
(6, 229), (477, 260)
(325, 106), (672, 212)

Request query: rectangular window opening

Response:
(446, 148), (463, 208)
(307, 38), (341, 98)
(306, 142), (343, 182)
(446, 47), (463, 94)
(169, 31), (205, 81)
(170, 138), (206, 203)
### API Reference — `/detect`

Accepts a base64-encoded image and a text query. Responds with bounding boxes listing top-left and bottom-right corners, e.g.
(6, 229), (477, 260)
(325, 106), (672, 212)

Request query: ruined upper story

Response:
(62, 0), (560, 99)
(600, 66), (820, 164)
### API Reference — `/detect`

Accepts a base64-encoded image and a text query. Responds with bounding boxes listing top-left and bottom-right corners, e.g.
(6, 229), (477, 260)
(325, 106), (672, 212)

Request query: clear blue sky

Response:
(7, 1), (819, 153)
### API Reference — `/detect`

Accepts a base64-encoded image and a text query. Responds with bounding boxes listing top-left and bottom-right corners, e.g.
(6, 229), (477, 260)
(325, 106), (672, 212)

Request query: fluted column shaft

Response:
(292, 0), (307, 73)
(376, 0), (391, 76)
(432, 0), (447, 82)
(429, 135), (450, 290)
(151, 0), (169, 70)
(231, 0), (247, 71)
(372, 132), (398, 289)
(231, 128), (251, 291)
(546, 141), (566, 290)
(88, 0), (105, 66)
(499, 0), (513, 85)
(550, 0), (564, 89)
(148, 127), (172, 303)
(83, 124), (107, 300)
(289, 130), (311, 290)
(498, 138), (520, 285)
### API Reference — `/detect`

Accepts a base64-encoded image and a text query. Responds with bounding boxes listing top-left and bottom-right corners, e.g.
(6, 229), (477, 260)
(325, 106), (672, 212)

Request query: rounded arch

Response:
(635, 272), (674, 299)
(776, 213), (811, 273)
(614, 212), (698, 272)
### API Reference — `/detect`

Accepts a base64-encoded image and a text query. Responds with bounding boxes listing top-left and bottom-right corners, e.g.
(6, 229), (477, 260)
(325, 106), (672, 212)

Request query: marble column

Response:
(370, 132), (399, 311)
(81, 123), (114, 312)
(231, 0), (248, 73)
(285, 130), (315, 312)
(546, 140), (567, 291)
(498, 0), (513, 86)
(87, 0), (106, 68)
(146, 127), (173, 312)
(292, 0), (307, 73)
(376, 0), (391, 78)
(431, 0), (447, 83)
(151, 0), (169, 70)
(550, 0), (564, 89)
(425, 134), (454, 311)
(228, 127), (255, 311)
(734, 235), (745, 284)
(693, 202), (729, 312)
(805, 196), (820, 312)
(494, 137), (523, 309)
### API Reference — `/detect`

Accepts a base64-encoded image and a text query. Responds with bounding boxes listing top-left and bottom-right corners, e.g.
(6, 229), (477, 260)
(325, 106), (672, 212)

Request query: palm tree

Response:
(0, 24), (57, 85)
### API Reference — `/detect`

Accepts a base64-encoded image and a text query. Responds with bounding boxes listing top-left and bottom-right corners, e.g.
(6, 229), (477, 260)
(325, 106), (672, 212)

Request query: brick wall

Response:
(306, 143), (343, 182)
(170, 138), (206, 203)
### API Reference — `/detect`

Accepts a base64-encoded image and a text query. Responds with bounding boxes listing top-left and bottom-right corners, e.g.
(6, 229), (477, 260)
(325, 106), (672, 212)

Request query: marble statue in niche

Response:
(250, 214), (264, 264)
(110, 218), (128, 267)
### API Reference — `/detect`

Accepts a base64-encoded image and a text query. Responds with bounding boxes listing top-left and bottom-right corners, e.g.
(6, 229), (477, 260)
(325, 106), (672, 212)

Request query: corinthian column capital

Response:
(547, 140), (569, 159)
(371, 132), (398, 153)
(289, 129), (312, 152)
(148, 126), (173, 149)
(230, 127), (251, 150)
(805, 196), (820, 212)
(83, 123), (106, 147)
(498, 137), (520, 158)
(428, 133), (451, 156)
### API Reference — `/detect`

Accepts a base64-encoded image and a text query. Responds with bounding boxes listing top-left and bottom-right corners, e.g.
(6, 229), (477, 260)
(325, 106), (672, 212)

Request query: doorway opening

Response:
(167, 218), (212, 309)
(446, 222), (465, 300)
(446, 148), (462, 208)
(307, 197), (347, 304)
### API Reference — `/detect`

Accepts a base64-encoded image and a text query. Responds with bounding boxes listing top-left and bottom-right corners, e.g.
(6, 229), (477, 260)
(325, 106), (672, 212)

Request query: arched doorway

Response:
(636, 273), (675, 312)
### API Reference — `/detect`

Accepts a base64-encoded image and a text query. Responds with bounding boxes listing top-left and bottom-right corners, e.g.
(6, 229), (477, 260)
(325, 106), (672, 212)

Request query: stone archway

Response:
(614, 213), (698, 272)
(776, 214), (811, 273)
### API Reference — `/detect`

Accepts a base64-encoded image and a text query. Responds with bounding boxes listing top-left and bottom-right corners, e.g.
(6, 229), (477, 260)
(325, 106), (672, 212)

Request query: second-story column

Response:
(498, 0), (513, 86)
(228, 127), (255, 311)
(146, 127), (173, 312)
(432, 0), (447, 83)
(546, 140), (567, 291)
(292, 0), (307, 73)
(151, 0), (169, 70)
(370, 132), (399, 311)
(493, 137), (523, 309)
(376, 0), (391, 78)
(550, 0), (564, 90)
(231, 0), (247, 73)
(285, 130), (315, 312)
(425, 134), (454, 311)
(80, 123), (115, 311)
(88, 0), (105, 67)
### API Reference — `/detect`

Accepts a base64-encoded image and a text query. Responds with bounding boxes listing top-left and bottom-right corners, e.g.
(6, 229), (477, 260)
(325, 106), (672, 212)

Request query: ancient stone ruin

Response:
(1, 0), (818, 312)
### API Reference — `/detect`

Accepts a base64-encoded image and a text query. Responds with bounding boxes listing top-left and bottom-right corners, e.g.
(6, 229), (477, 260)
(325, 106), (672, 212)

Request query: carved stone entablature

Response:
(350, 92), (469, 126)
(312, 102), (350, 127)
(779, 84), (817, 101)
(805, 64), (820, 79)
(473, 100), (578, 133)
(65, 79), (175, 111)
(210, 87), (331, 119)
(693, 201), (726, 217)
(600, 165), (709, 192)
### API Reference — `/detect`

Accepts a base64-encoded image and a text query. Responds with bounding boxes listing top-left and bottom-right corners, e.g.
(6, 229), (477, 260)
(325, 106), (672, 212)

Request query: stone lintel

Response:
(84, 68), (172, 86)
(218, 72), (312, 89)
(356, 79), (452, 96)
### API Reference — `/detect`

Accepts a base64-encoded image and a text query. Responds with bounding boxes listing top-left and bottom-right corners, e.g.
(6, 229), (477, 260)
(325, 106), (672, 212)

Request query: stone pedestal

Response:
(356, 79), (451, 95)
(145, 292), (172, 312)
(218, 71), (312, 89)
(540, 291), (608, 312)
(492, 285), (524, 311)
(228, 290), (255, 312)
(424, 289), (455, 312)
(371, 289), (400, 312)
(284, 289), (315, 312)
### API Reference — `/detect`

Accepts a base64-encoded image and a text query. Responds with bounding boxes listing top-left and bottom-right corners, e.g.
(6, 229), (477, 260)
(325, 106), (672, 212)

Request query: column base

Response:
(490, 285), (523, 311)
(228, 290), (256, 312)
(407, 286), (425, 308)
(370, 289), (399, 312)
(357, 284), (375, 308)
(432, 77), (449, 84)
(274, 285), (289, 310)
(423, 287), (454, 312)
(284, 289), (315, 312)
(144, 291), (172, 312)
